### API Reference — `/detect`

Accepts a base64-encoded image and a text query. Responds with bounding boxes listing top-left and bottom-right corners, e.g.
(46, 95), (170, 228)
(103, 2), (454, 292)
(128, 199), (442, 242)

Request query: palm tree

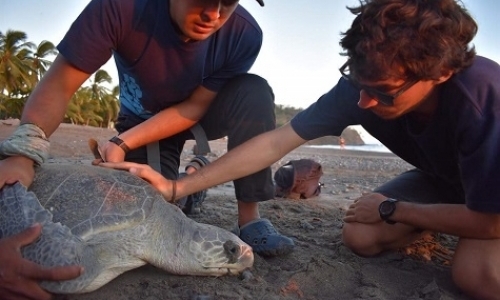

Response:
(65, 87), (103, 126)
(31, 40), (57, 82)
(1, 87), (29, 119)
(0, 30), (118, 126)
(88, 69), (118, 127)
(0, 30), (36, 96)
(99, 85), (120, 128)
(90, 69), (112, 101)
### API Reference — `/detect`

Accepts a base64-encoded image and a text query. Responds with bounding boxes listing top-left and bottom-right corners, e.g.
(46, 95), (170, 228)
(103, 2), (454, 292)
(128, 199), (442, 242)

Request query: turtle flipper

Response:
(0, 183), (101, 293)
(0, 182), (54, 238)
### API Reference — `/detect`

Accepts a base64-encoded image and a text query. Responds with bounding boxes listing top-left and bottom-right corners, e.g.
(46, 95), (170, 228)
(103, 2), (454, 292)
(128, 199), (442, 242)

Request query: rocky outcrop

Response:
(305, 126), (364, 146)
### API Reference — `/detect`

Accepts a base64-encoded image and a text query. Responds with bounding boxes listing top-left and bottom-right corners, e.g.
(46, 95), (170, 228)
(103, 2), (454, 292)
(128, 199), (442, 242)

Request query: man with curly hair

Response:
(104, 0), (500, 298)
(0, 0), (298, 298)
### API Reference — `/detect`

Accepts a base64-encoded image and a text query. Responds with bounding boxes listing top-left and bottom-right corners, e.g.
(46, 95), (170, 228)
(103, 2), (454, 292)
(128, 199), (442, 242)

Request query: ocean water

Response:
(306, 143), (392, 153)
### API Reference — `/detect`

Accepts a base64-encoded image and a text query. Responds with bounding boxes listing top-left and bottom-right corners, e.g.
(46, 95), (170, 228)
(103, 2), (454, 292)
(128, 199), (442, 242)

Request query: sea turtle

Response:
(0, 164), (254, 294)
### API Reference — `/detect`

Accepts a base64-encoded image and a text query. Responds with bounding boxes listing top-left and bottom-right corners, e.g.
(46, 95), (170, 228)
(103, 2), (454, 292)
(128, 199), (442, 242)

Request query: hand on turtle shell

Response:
(0, 224), (83, 300)
(0, 156), (36, 189)
(99, 161), (174, 201)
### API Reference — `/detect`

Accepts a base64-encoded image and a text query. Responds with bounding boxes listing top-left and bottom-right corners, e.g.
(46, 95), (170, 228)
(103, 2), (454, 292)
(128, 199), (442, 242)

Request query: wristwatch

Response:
(109, 136), (131, 154)
(378, 198), (398, 224)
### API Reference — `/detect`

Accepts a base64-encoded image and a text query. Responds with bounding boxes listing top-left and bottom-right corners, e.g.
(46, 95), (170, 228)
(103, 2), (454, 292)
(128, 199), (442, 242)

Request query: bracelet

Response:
(109, 136), (131, 153)
(21, 122), (48, 137)
(0, 123), (50, 166)
(170, 181), (177, 202)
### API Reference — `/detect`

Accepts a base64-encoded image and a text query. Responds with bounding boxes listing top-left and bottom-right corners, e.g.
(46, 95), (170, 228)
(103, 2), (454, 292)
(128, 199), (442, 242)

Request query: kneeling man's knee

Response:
(452, 258), (500, 299)
(342, 223), (383, 257)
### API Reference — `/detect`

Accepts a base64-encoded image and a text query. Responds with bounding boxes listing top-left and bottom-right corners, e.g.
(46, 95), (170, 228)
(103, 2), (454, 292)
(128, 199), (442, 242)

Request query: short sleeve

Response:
(291, 78), (366, 140)
(202, 7), (262, 92)
(57, 0), (128, 74)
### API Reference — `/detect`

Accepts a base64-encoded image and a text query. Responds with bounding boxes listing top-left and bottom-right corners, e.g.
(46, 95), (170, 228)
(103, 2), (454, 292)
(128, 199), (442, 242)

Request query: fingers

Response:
(127, 165), (154, 178)
(4, 179), (20, 185)
(99, 162), (158, 184)
(98, 161), (171, 198)
(0, 179), (18, 191)
(91, 158), (103, 165)
(344, 203), (356, 223)
(131, 167), (166, 188)
(22, 259), (83, 281)
(7, 224), (83, 280)
(9, 224), (43, 248)
(343, 216), (354, 223)
(0, 225), (82, 300)
(88, 138), (104, 162)
(8, 224), (83, 281)
(4, 282), (53, 300)
(99, 161), (144, 171)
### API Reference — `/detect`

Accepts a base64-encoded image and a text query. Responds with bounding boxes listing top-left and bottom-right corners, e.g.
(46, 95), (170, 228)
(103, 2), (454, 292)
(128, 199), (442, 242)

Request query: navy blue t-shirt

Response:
(58, 0), (262, 119)
(292, 56), (500, 213)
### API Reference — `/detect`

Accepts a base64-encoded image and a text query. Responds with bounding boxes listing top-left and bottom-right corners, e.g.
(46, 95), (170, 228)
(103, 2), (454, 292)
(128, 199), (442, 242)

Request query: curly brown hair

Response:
(340, 0), (478, 81)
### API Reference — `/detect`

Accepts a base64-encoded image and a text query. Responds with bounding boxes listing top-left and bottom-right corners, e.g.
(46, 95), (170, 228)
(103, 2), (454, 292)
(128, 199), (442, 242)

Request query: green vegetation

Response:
(0, 30), (119, 127)
(275, 104), (302, 127)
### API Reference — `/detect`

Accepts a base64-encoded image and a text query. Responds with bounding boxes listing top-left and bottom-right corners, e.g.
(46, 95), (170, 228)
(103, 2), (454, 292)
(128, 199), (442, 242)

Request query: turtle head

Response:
(153, 218), (254, 276)
(175, 223), (254, 276)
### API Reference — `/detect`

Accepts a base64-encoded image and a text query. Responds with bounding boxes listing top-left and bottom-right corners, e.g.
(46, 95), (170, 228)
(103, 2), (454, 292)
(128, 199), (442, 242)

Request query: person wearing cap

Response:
(0, 0), (297, 298)
(101, 0), (500, 298)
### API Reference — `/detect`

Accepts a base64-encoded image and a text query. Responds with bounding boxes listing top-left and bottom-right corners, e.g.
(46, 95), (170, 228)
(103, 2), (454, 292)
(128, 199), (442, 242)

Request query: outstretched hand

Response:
(0, 224), (83, 300)
(98, 161), (174, 201)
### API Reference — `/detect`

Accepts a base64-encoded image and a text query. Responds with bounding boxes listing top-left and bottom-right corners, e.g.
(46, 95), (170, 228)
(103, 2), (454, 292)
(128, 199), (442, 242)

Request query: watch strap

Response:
(109, 136), (131, 154)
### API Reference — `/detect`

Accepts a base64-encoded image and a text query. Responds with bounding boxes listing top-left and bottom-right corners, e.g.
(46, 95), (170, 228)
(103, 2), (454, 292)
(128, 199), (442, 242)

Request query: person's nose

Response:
(357, 90), (379, 109)
(201, 2), (221, 22)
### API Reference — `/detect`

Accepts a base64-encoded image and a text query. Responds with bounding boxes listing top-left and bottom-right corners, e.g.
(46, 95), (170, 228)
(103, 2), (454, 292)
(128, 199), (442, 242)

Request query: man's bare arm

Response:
(176, 123), (306, 197)
(117, 85), (217, 150)
(21, 54), (91, 136)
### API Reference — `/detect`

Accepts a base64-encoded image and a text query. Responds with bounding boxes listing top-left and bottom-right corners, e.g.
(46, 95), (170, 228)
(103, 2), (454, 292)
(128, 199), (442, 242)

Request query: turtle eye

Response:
(223, 240), (240, 263)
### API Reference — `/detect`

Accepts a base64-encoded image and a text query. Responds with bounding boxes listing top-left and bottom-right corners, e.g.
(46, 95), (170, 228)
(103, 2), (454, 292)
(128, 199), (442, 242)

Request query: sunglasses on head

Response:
(339, 65), (418, 106)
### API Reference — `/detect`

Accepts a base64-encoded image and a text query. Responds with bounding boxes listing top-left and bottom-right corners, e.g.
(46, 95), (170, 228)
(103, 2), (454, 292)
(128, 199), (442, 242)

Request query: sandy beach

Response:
(0, 121), (469, 300)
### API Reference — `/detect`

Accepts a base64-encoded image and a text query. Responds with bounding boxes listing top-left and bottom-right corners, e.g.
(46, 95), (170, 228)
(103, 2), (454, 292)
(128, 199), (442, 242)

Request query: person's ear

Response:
(436, 69), (454, 83)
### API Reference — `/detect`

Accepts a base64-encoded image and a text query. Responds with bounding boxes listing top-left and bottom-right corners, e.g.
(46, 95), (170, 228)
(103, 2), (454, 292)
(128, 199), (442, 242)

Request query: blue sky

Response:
(1, 0), (499, 109)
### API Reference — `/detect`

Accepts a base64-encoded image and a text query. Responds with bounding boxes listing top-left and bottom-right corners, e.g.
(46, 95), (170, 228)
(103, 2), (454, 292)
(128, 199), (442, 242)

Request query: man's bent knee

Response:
(452, 257), (500, 299)
(342, 223), (384, 257)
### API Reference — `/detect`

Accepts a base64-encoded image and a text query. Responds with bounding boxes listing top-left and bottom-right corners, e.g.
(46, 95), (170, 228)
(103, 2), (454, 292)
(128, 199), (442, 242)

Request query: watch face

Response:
(379, 200), (396, 216)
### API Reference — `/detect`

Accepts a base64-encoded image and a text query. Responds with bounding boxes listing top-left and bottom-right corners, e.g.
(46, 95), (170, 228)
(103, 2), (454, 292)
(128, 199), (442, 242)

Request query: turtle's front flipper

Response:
(0, 182), (53, 238)
(0, 183), (100, 293)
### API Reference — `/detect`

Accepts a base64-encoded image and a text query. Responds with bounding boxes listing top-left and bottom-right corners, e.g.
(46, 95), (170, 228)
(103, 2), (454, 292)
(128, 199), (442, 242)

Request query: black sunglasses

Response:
(339, 66), (418, 106)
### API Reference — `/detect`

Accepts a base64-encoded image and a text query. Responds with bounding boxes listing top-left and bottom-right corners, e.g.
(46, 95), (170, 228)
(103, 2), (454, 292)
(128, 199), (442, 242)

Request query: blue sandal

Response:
(238, 218), (295, 257)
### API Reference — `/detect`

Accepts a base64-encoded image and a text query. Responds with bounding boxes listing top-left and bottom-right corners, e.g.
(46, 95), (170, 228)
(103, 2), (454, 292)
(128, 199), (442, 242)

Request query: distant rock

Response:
(305, 127), (364, 146)
(1, 118), (20, 126)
